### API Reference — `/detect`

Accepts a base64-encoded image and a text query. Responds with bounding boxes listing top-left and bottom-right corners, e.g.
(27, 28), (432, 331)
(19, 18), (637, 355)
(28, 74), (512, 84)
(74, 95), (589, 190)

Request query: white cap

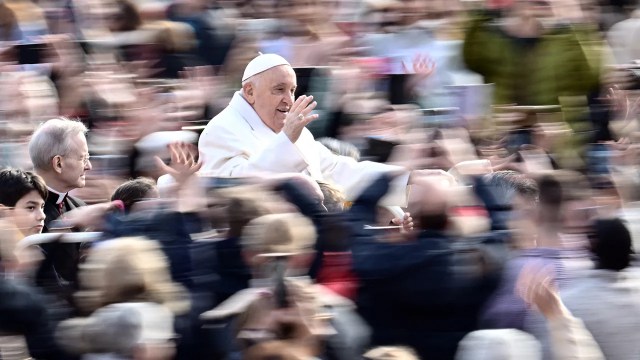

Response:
(242, 53), (291, 82)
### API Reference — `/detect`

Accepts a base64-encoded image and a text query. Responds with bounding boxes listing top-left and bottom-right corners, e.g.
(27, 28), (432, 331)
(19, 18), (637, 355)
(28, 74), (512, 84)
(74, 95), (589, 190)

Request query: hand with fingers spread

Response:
(516, 263), (567, 320)
(282, 95), (319, 143)
(402, 54), (436, 81)
(155, 142), (202, 185)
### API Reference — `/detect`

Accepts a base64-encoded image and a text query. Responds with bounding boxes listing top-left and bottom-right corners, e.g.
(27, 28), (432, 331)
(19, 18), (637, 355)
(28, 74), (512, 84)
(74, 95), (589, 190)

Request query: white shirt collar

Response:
(46, 186), (68, 204)
(229, 91), (277, 138)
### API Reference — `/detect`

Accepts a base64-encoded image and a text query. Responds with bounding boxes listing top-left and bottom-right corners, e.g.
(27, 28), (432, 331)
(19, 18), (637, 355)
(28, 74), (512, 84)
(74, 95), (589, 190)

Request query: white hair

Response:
(28, 117), (88, 171)
(241, 73), (262, 95)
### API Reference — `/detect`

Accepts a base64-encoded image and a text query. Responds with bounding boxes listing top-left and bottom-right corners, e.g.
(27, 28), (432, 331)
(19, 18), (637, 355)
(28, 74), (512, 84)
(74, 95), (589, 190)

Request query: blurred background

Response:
(2, 0), (640, 359)
(1, 0), (639, 196)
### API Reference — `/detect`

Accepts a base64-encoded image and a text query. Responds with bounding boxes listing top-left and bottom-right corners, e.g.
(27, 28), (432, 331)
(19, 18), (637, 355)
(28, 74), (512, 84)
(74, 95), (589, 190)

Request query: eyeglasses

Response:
(60, 154), (91, 166)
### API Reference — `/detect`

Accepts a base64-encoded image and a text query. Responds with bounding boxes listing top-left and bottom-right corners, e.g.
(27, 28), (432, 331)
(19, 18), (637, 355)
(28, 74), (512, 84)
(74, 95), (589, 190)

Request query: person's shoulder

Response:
(202, 106), (248, 134)
(66, 195), (87, 208)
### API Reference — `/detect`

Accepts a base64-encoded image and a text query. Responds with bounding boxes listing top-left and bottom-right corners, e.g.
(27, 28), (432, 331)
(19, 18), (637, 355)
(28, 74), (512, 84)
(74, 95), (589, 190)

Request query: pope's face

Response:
(248, 65), (297, 133)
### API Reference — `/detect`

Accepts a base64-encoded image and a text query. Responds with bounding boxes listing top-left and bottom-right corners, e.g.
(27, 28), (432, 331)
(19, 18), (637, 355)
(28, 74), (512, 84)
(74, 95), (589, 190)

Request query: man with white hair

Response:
(198, 53), (413, 206)
(29, 118), (92, 224)
(28, 117), (92, 292)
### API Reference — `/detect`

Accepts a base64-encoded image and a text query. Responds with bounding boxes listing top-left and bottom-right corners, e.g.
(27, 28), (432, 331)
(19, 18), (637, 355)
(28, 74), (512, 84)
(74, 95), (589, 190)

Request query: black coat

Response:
(35, 193), (86, 301)
(0, 278), (72, 359)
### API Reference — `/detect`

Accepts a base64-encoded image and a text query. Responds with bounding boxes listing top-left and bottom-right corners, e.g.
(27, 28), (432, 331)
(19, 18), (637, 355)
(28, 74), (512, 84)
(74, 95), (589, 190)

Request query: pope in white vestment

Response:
(198, 54), (410, 206)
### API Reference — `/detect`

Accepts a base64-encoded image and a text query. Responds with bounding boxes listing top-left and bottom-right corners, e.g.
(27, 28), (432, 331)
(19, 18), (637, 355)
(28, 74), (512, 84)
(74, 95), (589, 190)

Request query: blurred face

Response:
(58, 132), (92, 190)
(508, 194), (538, 248)
(244, 66), (297, 133)
(286, 0), (317, 21)
(510, 0), (552, 21)
(12, 191), (46, 236)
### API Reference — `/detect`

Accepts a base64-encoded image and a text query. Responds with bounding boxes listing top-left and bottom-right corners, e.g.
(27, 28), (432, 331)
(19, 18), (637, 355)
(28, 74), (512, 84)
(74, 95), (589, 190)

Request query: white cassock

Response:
(198, 92), (410, 206)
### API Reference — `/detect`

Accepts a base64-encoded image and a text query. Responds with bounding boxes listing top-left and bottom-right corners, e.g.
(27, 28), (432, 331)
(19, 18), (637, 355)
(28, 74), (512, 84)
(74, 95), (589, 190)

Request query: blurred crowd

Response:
(2, 0), (640, 359)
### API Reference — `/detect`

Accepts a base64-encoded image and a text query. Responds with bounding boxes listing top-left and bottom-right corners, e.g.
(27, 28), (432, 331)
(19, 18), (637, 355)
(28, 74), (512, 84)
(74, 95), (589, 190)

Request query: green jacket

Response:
(463, 15), (594, 106)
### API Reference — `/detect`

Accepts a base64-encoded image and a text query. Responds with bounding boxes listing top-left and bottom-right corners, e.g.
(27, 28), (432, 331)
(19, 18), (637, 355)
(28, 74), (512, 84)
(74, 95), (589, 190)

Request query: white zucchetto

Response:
(242, 53), (291, 82)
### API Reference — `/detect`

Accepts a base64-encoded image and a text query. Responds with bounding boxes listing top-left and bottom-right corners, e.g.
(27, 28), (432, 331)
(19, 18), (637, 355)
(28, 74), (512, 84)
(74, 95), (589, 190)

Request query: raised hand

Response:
(402, 54), (436, 82)
(155, 142), (202, 185)
(516, 263), (567, 320)
(282, 95), (319, 143)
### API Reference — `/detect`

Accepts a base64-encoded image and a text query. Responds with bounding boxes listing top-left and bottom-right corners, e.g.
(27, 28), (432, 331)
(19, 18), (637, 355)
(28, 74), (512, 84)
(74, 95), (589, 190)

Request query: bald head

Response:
(408, 176), (449, 231)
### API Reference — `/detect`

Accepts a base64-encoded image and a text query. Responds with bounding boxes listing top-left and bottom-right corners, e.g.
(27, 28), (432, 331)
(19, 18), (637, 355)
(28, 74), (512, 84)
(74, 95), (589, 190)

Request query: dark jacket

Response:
(103, 210), (197, 290)
(214, 235), (251, 304)
(102, 210), (208, 360)
(36, 193), (86, 302)
(0, 278), (72, 359)
(349, 175), (499, 360)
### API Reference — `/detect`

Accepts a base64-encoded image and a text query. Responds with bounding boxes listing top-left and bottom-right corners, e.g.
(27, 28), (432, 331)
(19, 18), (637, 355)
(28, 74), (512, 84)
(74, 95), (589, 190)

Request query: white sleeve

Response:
(315, 142), (410, 207)
(199, 123), (309, 176)
(547, 312), (604, 360)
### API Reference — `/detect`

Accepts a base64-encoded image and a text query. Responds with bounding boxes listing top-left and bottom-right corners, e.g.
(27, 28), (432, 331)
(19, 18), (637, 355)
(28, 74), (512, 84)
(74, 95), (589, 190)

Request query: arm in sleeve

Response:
(199, 123), (310, 176)
(315, 142), (410, 207)
(276, 180), (326, 219)
(547, 311), (605, 360)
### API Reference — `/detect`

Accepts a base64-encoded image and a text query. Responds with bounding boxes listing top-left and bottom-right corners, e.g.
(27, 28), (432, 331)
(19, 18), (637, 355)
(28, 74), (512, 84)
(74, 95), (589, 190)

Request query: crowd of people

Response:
(1, 0), (640, 359)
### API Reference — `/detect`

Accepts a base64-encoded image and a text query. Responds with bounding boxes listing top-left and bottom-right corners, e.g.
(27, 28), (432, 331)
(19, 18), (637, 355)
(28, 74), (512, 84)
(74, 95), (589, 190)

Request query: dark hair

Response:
(590, 218), (633, 271)
(0, 169), (47, 207)
(535, 171), (590, 228)
(483, 170), (539, 206)
(0, 3), (17, 42)
(418, 213), (449, 232)
(538, 171), (591, 205)
(110, 178), (156, 212)
(111, 0), (142, 32)
(538, 175), (563, 208)
(227, 196), (269, 238)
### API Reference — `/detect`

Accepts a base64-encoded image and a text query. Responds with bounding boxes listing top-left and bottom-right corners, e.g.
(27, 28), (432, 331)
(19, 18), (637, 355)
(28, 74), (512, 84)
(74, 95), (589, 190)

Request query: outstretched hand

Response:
(155, 142), (202, 185)
(402, 54), (436, 80)
(516, 263), (567, 320)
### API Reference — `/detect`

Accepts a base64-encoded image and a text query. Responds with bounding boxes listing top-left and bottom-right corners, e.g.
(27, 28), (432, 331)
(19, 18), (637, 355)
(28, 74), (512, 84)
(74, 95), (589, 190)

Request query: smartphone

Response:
(365, 137), (400, 163)
(421, 107), (459, 128)
(16, 43), (49, 64)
